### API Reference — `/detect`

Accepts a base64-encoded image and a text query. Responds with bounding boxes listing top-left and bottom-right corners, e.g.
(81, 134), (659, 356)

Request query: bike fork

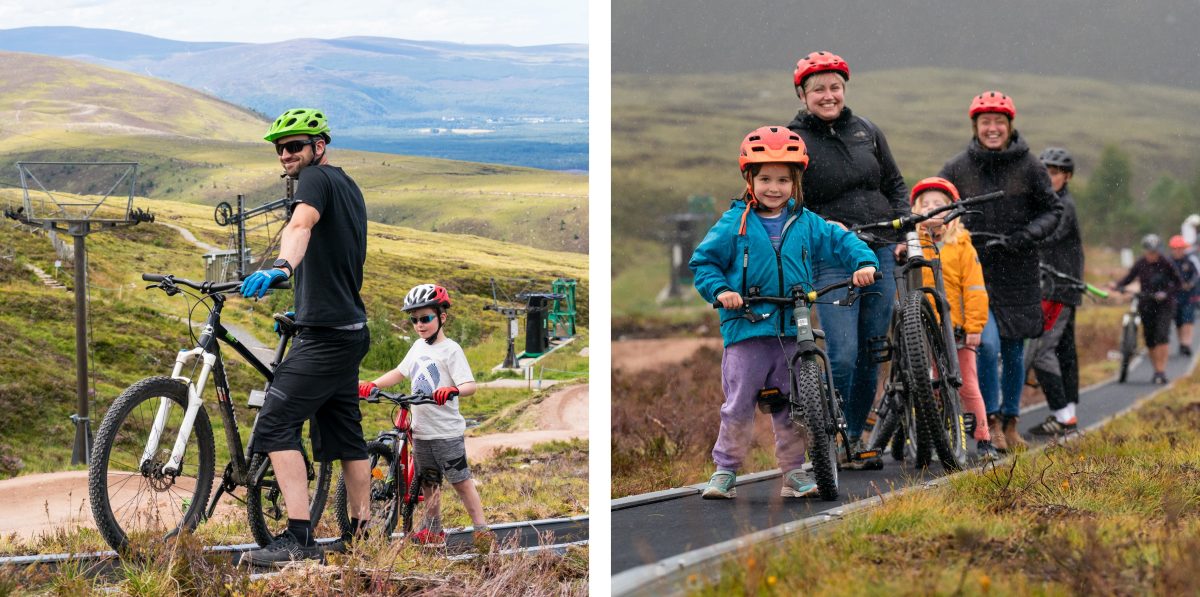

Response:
(142, 347), (215, 476)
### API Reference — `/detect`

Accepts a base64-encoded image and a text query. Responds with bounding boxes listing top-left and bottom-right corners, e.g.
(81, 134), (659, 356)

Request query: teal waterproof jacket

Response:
(690, 198), (878, 347)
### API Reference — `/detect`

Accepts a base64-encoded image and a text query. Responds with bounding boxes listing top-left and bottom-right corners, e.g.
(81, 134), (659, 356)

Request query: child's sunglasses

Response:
(275, 138), (317, 156)
(409, 314), (438, 324)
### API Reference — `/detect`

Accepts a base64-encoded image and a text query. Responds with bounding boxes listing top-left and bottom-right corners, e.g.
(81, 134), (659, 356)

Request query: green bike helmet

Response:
(264, 108), (331, 143)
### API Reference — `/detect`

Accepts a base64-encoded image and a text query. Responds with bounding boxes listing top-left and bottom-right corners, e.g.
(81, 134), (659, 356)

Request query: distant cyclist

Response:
(1110, 234), (1183, 384)
(785, 51), (908, 467)
(690, 126), (877, 499)
(937, 91), (1063, 452)
(1028, 147), (1085, 436)
(1167, 235), (1199, 357)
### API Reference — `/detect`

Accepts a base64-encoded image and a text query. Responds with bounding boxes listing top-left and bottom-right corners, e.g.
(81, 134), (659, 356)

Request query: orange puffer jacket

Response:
(920, 229), (989, 334)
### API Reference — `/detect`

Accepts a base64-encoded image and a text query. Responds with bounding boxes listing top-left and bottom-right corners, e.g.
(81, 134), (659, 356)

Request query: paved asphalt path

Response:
(612, 338), (1195, 574)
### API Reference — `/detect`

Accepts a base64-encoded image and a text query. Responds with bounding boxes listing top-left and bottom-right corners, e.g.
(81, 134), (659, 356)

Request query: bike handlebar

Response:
(712, 272), (883, 309)
(1038, 264), (1109, 299)
(142, 273), (291, 294)
(364, 389), (450, 406)
(850, 191), (1004, 233)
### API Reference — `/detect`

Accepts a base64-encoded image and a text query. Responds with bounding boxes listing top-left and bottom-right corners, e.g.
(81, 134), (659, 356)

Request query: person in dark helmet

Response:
(1028, 147), (1084, 436)
(786, 51), (908, 469)
(241, 108), (372, 566)
(937, 91), (1063, 452)
(1110, 234), (1184, 384)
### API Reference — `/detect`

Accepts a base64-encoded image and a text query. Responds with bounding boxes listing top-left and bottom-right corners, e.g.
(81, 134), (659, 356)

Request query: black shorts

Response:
(253, 326), (371, 461)
(1140, 303), (1173, 348)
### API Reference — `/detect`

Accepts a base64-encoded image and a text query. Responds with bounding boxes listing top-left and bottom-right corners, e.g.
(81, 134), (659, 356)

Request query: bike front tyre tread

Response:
(796, 359), (838, 501)
(88, 376), (215, 553)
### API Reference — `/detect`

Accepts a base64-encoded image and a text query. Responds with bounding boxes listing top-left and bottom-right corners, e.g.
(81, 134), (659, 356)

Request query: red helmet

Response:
(969, 91), (1016, 120)
(909, 176), (960, 205)
(738, 126), (809, 173)
(403, 283), (452, 312)
(793, 51), (850, 87)
(1169, 235), (1190, 249)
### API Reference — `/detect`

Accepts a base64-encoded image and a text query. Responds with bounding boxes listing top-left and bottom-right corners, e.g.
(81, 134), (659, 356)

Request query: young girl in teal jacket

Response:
(689, 125), (877, 499)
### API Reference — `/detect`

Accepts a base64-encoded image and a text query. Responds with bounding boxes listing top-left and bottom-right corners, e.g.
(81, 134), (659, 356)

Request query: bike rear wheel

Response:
(88, 376), (215, 552)
(794, 358), (838, 500)
(245, 439), (333, 547)
(333, 439), (407, 539)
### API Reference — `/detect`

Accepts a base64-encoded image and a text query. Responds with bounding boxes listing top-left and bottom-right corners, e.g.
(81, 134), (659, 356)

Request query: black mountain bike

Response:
(716, 273), (881, 500)
(88, 274), (332, 552)
(859, 191), (1003, 471)
(331, 389), (451, 539)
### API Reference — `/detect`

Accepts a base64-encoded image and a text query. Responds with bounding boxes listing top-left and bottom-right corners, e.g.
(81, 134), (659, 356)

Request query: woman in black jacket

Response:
(937, 91), (1062, 452)
(786, 51), (909, 468)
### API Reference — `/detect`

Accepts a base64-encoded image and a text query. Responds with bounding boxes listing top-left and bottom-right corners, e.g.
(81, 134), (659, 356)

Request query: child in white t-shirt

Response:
(358, 284), (491, 549)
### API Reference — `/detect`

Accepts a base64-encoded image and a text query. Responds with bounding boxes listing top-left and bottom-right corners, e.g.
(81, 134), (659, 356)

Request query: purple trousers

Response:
(713, 336), (809, 472)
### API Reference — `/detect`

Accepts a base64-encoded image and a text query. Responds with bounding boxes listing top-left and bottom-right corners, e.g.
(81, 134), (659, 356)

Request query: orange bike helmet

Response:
(1169, 235), (1190, 250)
(969, 91), (1016, 120)
(738, 126), (809, 173)
(909, 176), (961, 205)
(793, 51), (850, 87)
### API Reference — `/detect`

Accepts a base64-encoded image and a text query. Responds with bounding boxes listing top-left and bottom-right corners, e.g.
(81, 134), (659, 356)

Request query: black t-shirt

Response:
(291, 165), (367, 327)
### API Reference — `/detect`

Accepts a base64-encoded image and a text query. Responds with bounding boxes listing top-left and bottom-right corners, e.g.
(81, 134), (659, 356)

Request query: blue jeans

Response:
(814, 246), (895, 440)
(977, 310), (1025, 418)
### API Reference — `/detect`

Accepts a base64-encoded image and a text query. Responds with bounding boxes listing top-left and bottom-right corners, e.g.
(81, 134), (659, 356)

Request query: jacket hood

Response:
(966, 129), (1030, 164)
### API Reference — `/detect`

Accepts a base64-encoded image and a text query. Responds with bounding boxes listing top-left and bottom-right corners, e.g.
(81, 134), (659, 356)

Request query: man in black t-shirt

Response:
(241, 108), (371, 566)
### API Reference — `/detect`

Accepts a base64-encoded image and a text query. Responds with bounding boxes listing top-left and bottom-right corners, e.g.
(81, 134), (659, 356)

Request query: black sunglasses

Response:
(275, 138), (317, 156)
(409, 314), (438, 324)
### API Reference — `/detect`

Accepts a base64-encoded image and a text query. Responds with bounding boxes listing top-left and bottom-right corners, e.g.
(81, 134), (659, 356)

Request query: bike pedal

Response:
(756, 387), (788, 414)
(854, 450), (880, 460)
(867, 335), (892, 363)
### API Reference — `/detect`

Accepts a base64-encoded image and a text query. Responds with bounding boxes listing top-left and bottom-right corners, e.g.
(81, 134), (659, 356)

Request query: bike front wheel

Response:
(88, 376), (215, 552)
(794, 358), (838, 501)
(333, 439), (407, 539)
(898, 291), (950, 469)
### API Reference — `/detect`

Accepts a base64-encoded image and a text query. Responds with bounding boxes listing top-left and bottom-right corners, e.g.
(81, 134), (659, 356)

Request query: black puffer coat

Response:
(787, 107), (909, 245)
(938, 131), (1063, 339)
(1040, 185), (1084, 306)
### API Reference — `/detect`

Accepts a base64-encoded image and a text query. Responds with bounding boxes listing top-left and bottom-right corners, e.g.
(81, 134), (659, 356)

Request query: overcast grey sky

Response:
(0, 0), (588, 45)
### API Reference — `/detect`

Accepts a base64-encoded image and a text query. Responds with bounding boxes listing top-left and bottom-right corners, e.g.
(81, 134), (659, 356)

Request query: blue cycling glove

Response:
(241, 269), (288, 299)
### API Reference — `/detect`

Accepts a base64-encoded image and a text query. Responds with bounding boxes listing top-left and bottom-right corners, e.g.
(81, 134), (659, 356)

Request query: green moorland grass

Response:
(612, 67), (1200, 249)
(0, 193), (587, 481)
(0, 52), (588, 253)
(694, 368), (1200, 596)
(0, 442), (588, 595)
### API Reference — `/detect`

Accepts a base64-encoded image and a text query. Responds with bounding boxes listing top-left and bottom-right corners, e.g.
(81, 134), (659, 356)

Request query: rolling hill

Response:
(0, 27), (588, 170)
(0, 51), (588, 253)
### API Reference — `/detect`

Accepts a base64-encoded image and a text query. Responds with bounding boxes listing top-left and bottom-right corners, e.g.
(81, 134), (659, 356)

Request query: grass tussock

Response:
(694, 368), (1200, 596)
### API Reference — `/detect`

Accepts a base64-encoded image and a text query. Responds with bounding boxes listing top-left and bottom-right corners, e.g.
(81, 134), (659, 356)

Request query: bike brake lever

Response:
(835, 288), (881, 307)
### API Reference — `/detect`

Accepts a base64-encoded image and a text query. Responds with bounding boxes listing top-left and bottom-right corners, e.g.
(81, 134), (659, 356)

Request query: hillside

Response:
(613, 0), (1200, 90)
(0, 27), (589, 170)
(0, 193), (587, 479)
(0, 51), (588, 253)
(612, 67), (1200, 249)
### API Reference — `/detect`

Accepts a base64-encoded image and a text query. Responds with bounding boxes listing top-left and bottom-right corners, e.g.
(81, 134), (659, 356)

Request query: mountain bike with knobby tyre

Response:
(859, 191), (1004, 472)
(715, 272), (882, 500)
(331, 388), (454, 540)
(88, 273), (333, 553)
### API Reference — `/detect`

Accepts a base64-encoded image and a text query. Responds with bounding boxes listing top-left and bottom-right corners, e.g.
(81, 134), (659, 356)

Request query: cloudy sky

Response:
(0, 0), (588, 45)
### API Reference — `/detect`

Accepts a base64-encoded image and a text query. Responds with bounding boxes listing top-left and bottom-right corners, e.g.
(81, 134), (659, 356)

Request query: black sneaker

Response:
(1181, 345), (1192, 357)
(975, 440), (999, 462)
(1029, 415), (1077, 436)
(1153, 372), (1169, 385)
(241, 530), (323, 567)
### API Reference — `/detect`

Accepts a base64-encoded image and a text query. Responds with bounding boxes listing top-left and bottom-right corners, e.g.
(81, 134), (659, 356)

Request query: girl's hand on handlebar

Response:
(851, 266), (878, 287)
(716, 291), (744, 309)
(965, 333), (981, 348)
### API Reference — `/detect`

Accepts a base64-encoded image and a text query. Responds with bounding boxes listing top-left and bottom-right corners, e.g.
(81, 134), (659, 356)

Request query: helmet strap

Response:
(308, 135), (325, 167)
(738, 175), (758, 236)
(425, 310), (445, 345)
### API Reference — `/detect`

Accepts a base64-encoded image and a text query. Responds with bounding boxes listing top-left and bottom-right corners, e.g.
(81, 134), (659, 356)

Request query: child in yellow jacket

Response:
(910, 177), (998, 461)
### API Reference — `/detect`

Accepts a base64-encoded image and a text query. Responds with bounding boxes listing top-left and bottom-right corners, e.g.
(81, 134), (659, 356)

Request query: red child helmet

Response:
(793, 51), (850, 87)
(1169, 235), (1190, 250)
(909, 176), (961, 205)
(969, 91), (1016, 120)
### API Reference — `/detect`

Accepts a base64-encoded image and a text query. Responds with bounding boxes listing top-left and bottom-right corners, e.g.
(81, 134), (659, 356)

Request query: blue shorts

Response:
(1175, 299), (1195, 326)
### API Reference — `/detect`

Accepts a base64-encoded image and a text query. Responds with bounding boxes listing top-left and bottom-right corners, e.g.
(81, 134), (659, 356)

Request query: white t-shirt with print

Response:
(397, 338), (475, 440)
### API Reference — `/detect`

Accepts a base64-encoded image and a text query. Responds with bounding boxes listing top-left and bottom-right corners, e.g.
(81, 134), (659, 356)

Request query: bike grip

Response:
(142, 273), (166, 282)
(712, 301), (723, 309)
(872, 271), (883, 281)
(1085, 284), (1110, 299)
